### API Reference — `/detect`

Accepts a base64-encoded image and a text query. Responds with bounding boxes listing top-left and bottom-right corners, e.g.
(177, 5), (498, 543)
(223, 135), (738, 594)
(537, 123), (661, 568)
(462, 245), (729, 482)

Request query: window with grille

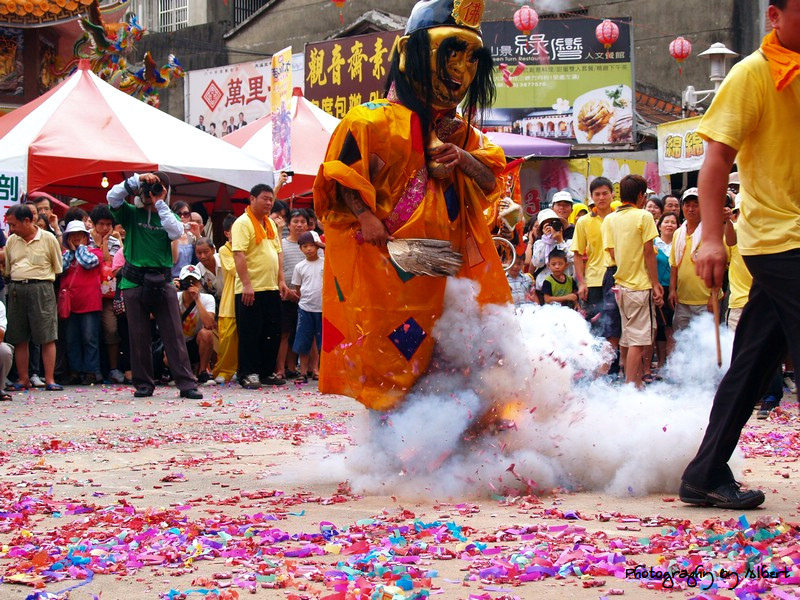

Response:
(159, 0), (189, 32)
(234, 0), (269, 26)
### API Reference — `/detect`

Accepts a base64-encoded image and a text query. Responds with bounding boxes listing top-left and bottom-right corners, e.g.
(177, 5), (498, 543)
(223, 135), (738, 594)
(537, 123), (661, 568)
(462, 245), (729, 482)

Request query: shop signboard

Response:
(304, 30), (400, 118)
(184, 55), (304, 136)
(482, 18), (634, 146)
(657, 116), (706, 175)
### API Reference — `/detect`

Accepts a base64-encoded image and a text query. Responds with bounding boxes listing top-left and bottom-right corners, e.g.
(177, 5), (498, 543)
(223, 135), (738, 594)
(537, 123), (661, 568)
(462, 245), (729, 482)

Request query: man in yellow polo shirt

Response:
(680, 0), (800, 510)
(572, 177), (614, 335)
(668, 189), (716, 330)
(602, 174), (663, 388)
(232, 184), (290, 389)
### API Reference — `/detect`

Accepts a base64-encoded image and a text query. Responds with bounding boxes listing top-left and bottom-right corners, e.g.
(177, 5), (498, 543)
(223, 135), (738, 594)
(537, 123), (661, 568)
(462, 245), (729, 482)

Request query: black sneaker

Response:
(134, 386), (154, 398)
(679, 480), (765, 509)
(240, 374), (262, 389)
(197, 371), (213, 384)
(262, 375), (286, 386)
(180, 388), (203, 399)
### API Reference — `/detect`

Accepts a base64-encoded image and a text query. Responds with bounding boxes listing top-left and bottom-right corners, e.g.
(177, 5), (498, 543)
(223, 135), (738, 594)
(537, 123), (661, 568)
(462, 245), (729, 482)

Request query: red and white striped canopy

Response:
(224, 91), (340, 198)
(0, 60), (273, 204)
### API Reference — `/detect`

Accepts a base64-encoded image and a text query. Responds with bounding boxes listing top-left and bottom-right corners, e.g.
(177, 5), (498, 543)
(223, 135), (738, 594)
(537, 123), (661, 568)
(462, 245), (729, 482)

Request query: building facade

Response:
(136, 0), (769, 122)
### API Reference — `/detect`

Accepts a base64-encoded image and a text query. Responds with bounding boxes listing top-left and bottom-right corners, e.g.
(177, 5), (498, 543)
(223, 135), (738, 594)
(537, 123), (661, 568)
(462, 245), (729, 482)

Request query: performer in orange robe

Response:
(313, 0), (510, 411)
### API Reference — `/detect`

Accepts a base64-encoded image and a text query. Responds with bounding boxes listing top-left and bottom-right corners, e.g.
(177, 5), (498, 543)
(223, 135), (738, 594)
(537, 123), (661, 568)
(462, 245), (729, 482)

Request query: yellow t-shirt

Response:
(602, 206), (657, 291)
(570, 213), (606, 287)
(218, 242), (236, 318)
(697, 49), (800, 256)
(600, 210), (616, 268)
(728, 226), (753, 309)
(231, 214), (282, 294)
(669, 232), (712, 305)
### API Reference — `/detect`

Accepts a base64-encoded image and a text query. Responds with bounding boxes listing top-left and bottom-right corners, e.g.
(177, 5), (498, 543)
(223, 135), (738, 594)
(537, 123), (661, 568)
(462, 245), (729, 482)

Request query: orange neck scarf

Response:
(761, 30), (800, 91)
(245, 206), (274, 244)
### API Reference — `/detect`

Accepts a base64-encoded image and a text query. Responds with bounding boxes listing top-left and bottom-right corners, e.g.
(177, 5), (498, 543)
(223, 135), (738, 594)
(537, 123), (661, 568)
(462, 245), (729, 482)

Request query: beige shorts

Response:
(726, 307), (743, 333)
(618, 287), (655, 347)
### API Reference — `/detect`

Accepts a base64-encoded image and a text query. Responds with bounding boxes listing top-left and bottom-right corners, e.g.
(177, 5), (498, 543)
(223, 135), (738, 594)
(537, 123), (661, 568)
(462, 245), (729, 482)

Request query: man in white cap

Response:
(176, 265), (217, 383)
(550, 190), (575, 240)
(668, 187), (717, 331)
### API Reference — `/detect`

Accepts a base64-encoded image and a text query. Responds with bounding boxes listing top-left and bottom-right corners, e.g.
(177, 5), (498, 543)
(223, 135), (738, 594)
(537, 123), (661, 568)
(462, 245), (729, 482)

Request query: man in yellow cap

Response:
(313, 0), (510, 411)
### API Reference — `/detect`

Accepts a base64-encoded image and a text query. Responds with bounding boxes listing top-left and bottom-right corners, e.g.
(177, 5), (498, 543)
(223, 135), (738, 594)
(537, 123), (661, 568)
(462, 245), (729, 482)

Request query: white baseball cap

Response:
(551, 191), (574, 205)
(733, 194), (742, 212)
(179, 264), (202, 281)
(681, 187), (699, 202)
(64, 220), (89, 235)
(537, 208), (560, 225)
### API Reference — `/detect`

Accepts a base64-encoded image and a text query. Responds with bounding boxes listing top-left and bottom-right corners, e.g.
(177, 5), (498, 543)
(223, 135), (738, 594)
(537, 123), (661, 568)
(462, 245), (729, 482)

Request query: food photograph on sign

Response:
(481, 18), (634, 146)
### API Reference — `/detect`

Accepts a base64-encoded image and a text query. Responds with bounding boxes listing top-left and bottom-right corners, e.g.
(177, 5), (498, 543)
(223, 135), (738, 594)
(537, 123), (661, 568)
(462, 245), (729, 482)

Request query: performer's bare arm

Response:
(336, 183), (393, 248)
(429, 143), (497, 193)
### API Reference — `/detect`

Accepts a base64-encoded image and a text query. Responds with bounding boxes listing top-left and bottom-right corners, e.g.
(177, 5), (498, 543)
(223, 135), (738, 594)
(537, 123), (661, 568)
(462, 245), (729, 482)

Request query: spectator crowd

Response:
(0, 170), (788, 419)
(0, 174), (324, 401)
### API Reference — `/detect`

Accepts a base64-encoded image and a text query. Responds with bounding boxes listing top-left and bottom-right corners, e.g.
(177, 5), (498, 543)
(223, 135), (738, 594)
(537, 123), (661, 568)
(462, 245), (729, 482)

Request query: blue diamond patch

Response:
(388, 317), (427, 361)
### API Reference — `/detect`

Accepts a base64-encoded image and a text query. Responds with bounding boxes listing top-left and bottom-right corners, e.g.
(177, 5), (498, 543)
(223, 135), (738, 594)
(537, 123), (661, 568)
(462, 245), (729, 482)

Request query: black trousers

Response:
(235, 290), (282, 378)
(682, 249), (800, 488)
(123, 286), (197, 392)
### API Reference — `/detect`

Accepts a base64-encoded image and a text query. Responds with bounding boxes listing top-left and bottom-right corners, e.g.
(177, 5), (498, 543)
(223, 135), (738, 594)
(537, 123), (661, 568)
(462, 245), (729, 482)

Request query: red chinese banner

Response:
(304, 30), (400, 118)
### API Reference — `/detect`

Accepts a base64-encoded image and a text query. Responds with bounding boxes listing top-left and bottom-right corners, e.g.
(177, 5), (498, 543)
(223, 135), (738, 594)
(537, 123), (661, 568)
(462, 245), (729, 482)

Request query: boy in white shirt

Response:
(291, 231), (324, 383)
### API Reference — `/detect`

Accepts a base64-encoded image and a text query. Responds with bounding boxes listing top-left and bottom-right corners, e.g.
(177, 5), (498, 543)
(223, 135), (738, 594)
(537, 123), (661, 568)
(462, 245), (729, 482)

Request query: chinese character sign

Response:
(271, 46), (293, 173)
(184, 56), (305, 138)
(304, 30), (400, 118)
(481, 18), (635, 146)
(657, 116), (707, 175)
(0, 170), (24, 235)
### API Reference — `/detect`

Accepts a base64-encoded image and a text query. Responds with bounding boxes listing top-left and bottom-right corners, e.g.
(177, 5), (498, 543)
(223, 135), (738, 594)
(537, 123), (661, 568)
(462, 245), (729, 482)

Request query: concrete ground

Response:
(0, 381), (798, 599)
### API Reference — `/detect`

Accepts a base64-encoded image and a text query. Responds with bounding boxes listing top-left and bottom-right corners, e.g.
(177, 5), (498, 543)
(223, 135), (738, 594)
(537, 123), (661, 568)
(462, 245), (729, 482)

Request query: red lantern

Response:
(513, 4), (539, 36)
(669, 36), (692, 74)
(331, 0), (345, 24)
(595, 19), (619, 58)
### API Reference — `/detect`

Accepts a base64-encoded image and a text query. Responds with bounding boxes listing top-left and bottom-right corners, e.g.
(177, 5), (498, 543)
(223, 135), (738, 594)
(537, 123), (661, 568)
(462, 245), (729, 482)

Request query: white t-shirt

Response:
(196, 256), (223, 302)
(291, 258), (323, 313)
(177, 290), (216, 340)
(0, 301), (6, 331)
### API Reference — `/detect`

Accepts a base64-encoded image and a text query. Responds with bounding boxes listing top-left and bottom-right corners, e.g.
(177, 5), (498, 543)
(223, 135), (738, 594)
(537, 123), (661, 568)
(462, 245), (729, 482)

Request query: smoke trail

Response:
(336, 279), (740, 499)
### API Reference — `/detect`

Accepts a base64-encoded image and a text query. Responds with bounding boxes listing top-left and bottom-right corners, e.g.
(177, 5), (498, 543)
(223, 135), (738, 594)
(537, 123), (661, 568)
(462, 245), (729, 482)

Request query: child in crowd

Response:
(506, 254), (537, 308)
(541, 249), (579, 309)
(530, 208), (574, 292)
(291, 231), (324, 383)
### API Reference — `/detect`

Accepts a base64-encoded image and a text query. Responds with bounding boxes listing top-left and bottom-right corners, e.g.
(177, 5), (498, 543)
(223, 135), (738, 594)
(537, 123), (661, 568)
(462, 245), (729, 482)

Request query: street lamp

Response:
(682, 42), (738, 114)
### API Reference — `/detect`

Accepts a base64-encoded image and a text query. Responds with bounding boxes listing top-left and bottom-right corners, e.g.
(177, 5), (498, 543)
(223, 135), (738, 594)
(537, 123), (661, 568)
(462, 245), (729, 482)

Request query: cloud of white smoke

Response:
(335, 279), (740, 499)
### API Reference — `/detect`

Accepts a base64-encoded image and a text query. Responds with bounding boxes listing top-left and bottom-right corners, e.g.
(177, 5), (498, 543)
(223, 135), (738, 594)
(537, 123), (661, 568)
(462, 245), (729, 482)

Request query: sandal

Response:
(642, 374), (655, 384)
(0, 393), (11, 401)
(45, 383), (64, 391)
(296, 375), (308, 384)
(5, 382), (29, 391)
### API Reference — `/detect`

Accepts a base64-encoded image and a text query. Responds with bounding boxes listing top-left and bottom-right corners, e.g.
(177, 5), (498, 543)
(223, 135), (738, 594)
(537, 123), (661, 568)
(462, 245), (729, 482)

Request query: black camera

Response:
(140, 180), (164, 197)
(179, 277), (197, 291)
(283, 170), (294, 177)
(550, 220), (563, 232)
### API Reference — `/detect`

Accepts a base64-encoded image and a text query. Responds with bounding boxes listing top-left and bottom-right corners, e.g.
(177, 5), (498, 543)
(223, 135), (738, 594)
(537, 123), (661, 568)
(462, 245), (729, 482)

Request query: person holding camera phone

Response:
(107, 172), (203, 400)
(530, 208), (574, 294)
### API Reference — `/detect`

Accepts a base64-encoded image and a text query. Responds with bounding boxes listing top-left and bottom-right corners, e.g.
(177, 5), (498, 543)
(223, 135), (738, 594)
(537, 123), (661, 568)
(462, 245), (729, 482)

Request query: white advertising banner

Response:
(657, 116), (707, 176)
(184, 54), (305, 138)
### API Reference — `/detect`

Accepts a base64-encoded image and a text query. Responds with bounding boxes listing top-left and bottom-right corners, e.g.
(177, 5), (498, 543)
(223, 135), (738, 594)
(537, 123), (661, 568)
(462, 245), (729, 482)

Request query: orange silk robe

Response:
(313, 99), (511, 410)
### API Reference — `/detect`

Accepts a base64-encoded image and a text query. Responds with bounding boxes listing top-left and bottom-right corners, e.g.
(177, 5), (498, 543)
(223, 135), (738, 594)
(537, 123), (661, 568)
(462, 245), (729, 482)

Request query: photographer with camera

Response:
(176, 265), (216, 383)
(530, 208), (575, 295)
(107, 172), (202, 400)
